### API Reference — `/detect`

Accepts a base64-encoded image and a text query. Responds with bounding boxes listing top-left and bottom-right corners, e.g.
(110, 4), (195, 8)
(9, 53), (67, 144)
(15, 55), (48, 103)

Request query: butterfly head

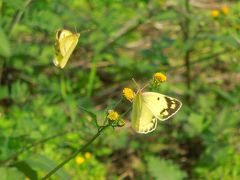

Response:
(132, 78), (149, 95)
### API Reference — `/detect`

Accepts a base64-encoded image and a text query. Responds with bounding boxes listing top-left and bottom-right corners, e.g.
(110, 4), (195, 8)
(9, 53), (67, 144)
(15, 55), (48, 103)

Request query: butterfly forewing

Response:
(56, 29), (73, 41)
(142, 92), (182, 121)
(131, 93), (158, 134)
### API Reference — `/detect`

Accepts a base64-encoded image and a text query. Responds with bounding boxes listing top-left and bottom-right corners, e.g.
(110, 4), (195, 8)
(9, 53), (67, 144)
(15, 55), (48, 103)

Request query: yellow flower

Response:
(75, 156), (85, 165)
(221, 5), (229, 15)
(153, 72), (167, 82)
(25, 177), (30, 180)
(122, 88), (135, 102)
(211, 10), (219, 18)
(107, 110), (119, 121)
(84, 152), (92, 159)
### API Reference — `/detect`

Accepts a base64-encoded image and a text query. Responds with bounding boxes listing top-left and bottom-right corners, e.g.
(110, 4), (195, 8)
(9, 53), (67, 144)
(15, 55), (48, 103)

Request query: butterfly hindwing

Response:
(59, 35), (78, 55)
(142, 92), (182, 121)
(53, 29), (80, 68)
(131, 93), (158, 134)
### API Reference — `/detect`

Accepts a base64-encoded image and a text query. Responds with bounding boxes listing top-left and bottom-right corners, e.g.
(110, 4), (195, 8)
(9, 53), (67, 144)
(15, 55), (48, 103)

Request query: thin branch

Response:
(87, 1), (155, 97)
(0, 128), (77, 165)
(169, 49), (235, 71)
(7, 0), (35, 35)
(100, 1), (155, 53)
(102, 16), (144, 52)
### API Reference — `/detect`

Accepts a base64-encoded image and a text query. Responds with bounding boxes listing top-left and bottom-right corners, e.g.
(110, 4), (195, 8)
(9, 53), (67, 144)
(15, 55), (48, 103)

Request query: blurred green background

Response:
(0, 0), (240, 179)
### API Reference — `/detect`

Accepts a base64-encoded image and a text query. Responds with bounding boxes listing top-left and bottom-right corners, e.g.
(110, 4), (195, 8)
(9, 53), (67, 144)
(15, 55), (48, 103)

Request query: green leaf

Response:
(155, 10), (177, 21)
(200, 34), (239, 47)
(212, 86), (238, 105)
(3, 0), (25, 9)
(184, 113), (209, 137)
(79, 106), (97, 121)
(0, 86), (9, 99)
(10, 81), (29, 102)
(26, 154), (70, 180)
(79, 106), (99, 127)
(147, 156), (187, 180)
(12, 161), (38, 180)
(0, 167), (25, 180)
(214, 35), (239, 47)
(0, 27), (11, 57)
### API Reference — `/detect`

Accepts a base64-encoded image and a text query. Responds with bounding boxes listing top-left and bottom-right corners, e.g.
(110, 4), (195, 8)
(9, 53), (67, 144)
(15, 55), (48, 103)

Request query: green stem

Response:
(87, 56), (98, 97)
(113, 98), (123, 109)
(41, 125), (109, 180)
(60, 70), (67, 99)
(86, 40), (115, 98)
(185, 50), (191, 90)
(183, 0), (191, 102)
(0, 1), (4, 18)
(0, 57), (4, 84)
(121, 106), (132, 118)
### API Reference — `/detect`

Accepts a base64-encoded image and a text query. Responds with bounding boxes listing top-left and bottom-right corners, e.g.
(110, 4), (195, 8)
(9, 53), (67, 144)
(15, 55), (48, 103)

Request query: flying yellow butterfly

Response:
(53, 29), (80, 68)
(131, 91), (182, 134)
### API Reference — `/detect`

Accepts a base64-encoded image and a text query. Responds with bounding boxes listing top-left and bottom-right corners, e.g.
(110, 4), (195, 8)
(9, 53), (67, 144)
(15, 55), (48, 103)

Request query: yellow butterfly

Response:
(131, 91), (182, 134)
(53, 29), (80, 68)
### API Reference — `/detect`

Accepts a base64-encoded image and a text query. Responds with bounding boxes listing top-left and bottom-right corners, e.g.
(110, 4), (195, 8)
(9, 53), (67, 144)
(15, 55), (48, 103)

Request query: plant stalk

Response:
(183, 0), (191, 102)
(0, 128), (77, 165)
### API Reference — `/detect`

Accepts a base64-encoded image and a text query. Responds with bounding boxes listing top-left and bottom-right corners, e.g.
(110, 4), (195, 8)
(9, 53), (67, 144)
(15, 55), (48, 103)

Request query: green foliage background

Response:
(0, 0), (239, 179)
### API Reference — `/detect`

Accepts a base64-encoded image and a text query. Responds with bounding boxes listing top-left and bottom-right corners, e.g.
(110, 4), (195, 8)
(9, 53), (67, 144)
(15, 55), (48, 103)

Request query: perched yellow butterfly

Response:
(53, 29), (80, 68)
(131, 91), (182, 134)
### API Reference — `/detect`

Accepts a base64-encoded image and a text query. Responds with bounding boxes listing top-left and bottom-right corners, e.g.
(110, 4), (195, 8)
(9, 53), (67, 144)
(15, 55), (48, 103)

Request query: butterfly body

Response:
(131, 92), (182, 134)
(53, 29), (80, 68)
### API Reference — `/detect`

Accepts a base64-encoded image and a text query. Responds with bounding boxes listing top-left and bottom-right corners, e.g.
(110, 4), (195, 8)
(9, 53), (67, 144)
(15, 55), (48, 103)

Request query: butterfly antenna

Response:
(74, 26), (78, 33)
(132, 78), (141, 93)
(80, 26), (97, 34)
(140, 82), (150, 92)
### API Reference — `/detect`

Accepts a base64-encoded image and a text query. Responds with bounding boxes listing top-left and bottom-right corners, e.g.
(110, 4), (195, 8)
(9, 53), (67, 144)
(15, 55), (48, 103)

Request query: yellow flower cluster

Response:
(211, 5), (230, 18)
(221, 5), (229, 15)
(85, 152), (92, 159)
(211, 10), (219, 18)
(75, 156), (85, 165)
(75, 152), (92, 165)
(122, 88), (135, 102)
(154, 72), (167, 82)
(107, 110), (119, 121)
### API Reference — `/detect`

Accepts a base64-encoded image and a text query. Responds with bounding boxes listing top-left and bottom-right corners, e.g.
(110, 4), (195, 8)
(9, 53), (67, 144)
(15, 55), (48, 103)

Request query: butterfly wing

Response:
(56, 29), (73, 41)
(53, 29), (80, 68)
(131, 93), (157, 134)
(142, 92), (182, 121)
